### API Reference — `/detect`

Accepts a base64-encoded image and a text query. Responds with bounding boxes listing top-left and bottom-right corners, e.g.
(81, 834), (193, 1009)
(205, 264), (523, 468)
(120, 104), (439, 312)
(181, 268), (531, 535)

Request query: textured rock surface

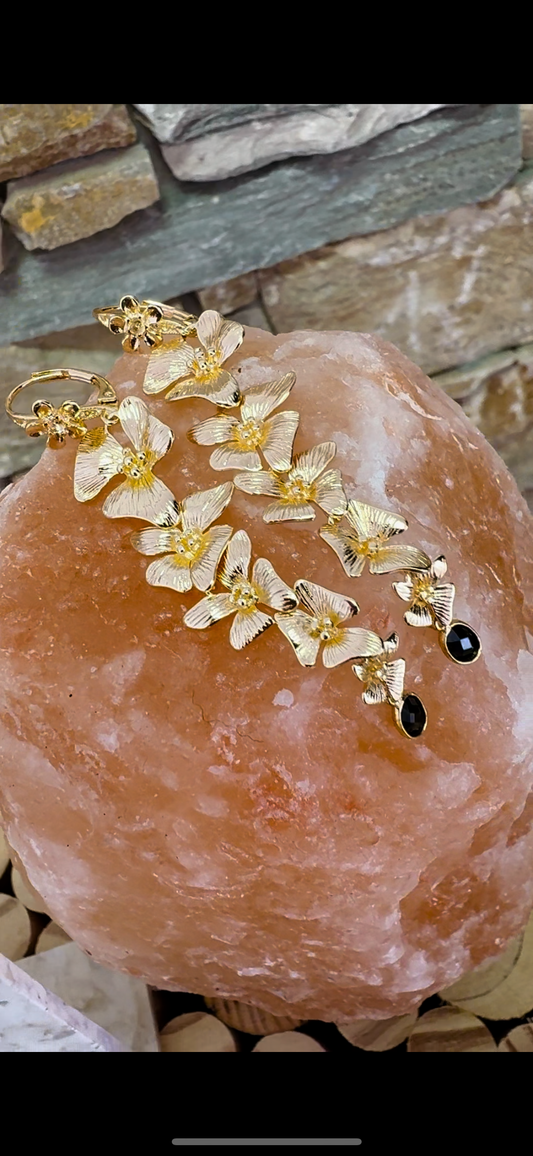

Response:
(0, 327), (531, 1021)
(2, 145), (159, 252)
(0, 105), (136, 182)
(135, 104), (448, 147)
(0, 105), (520, 343)
(434, 343), (533, 493)
(199, 272), (259, 315)
(160, 104), (451, 182)
(522, 105), (533, 159)
(260, 166), (533, 375)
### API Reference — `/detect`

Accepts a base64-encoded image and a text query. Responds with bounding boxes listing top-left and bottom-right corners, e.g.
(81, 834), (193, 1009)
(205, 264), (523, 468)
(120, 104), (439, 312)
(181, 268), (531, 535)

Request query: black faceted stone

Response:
(445, 622), (481, 663)
(399, 694), (427, 738)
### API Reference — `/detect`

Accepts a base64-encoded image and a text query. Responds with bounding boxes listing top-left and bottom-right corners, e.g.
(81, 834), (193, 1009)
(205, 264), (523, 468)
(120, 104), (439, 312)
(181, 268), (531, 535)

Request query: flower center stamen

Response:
(230, 580), (259, 611)
(311, 614), (340, 643)
(235, 418), (264, 449)
(173, 528), (205, 565)
(281, 476), (314, 504)
(192, 347), (222, 383)
(121, 449), (152, 481)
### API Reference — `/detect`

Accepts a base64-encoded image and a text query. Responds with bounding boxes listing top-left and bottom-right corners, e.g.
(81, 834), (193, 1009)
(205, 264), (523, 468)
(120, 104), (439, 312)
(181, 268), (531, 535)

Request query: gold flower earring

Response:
(94, 294), (197, 352)
(352, 632), (428, 739)
(5, 368), (119, 447)
(393, 556), (482, 665)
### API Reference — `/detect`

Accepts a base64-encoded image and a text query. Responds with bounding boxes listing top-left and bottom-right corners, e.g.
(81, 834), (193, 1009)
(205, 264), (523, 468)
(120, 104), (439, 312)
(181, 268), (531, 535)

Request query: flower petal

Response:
(319, 525), (366, 578)
(117, 396), (149, 451)
(188, 416), (239, 446)
(383, 632), (400, 655)
(431, 555), (448, 581)
(220, 529), (252, 587)
(234, 471), (282, 498)
(290, 441), (336, 484)
(252, 559), (298, 612)
(264, 501), (315, 523)
(230, 609), (272, 650)
(144, 305), (163, 325)
(217, 319), (244, 361)
(392, 579), (415, 603)
(143, 347), (195, 394)
(261, 411), (300, 472)
(145, 412), (174, 461)
(404, 603), (434, 628)
(362, 681), (388, 705)
(196, 309), (223, 350)
(210, 446), (262, 471)
(120, 295), (140, 314)
(345, 500), (407, 543)
(427, 582), (456, 629)
(323, 627), (384, 669)
(184, 593), (235, 630)
(241, 373), (296, 422)
(294, 579), (359, 623)
(145, 555), (193, 593)
(93, 305), (126, 332)
(313, 469), (347, 517)
(181, 481), (234, 532)
(275, 611), (321, 667)
(382, 659), (405, 705)
(191, 525), (233, 591)
(369, 545), (431, 574)
(166, 370), (241, 408)
(102, 476), (180, 526)
(73, 428), (124, 503)
(130, 528), (180, 556)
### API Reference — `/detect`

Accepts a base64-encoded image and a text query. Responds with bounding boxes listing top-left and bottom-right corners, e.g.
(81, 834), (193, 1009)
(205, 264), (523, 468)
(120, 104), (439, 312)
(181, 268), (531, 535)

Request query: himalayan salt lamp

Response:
(0, 326), (532, 1023)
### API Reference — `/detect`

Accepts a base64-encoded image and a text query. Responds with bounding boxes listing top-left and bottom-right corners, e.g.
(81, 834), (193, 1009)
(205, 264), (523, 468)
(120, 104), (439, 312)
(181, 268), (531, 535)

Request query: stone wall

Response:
(0, 103), (531, 507)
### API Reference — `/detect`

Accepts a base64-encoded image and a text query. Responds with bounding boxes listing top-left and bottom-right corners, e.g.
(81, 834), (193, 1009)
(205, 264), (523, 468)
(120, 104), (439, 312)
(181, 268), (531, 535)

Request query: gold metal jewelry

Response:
(143, 309), (244, 407)
(188, 373), (298, 472)
(234, 441), (347, 523)
(392, 556), (482, 665)
(352, 632), (427, 739)
(73, 396), (179, 526)
(320, 499), (431, 577)
(184, 529), (298, 650)
(5, 368), (118, 446)
(5, 294), (460, 743)
(93, 294), (197, 352)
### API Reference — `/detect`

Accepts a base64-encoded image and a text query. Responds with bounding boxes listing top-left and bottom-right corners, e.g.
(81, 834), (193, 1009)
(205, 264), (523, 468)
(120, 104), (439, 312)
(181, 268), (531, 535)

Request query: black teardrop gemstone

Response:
(444, 622), (481, 664)
(399, 694), (427, 738)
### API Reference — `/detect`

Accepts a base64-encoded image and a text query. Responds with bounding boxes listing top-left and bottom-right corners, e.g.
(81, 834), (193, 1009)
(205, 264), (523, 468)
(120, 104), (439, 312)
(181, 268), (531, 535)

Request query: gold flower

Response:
(143, 309), (244, 408)
(26, 400), (89, 445)
(94, 295), (196, 352)
(188, 373), (299, 472)
(320, 499), (430, 576)
(74, 396), (179, 525)
(275, 580), (383, 668)
(183, 529), (297, 649)
(130, 481), (234, 593)
(234, 441), (347, 523)
(352, 633), (406, 704)
(393, 556), (455, 628)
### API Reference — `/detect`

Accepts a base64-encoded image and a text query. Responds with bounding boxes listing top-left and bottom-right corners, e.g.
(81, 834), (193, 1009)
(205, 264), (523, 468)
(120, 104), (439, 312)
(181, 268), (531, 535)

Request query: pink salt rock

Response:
(0, 327), (531, 1022)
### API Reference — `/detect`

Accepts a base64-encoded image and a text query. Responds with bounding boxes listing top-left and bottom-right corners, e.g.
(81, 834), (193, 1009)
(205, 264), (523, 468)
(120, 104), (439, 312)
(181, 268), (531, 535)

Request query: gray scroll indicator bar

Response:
(171, 1142), (362, 1147)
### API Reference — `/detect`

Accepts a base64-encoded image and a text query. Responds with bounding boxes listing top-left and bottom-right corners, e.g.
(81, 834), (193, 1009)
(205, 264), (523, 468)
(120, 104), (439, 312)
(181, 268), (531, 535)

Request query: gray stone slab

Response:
(148, 103), (451, 180)
(0, 104), (521, 344)
(134, 104), (337, 144)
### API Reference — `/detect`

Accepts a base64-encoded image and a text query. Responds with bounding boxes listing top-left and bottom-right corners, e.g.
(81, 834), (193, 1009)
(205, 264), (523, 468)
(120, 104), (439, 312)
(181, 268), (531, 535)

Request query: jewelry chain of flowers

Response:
(51, 298), (484, 740)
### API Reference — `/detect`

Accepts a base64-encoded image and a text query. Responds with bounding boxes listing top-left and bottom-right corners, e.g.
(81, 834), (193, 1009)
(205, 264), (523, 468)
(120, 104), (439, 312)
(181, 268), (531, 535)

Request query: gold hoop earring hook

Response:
(5, 368), (119, 446)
